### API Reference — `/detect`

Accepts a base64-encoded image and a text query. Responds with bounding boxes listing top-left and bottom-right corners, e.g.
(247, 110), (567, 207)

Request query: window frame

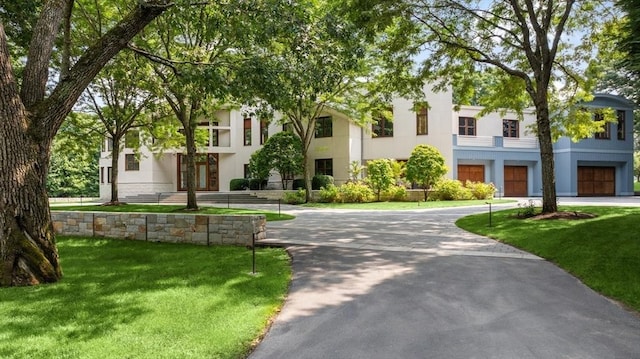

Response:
(125, 154), (140, 171)
(372, 108), (394, 138)
(243, 118), (252, 146)
(107, 167), (113, 183)
(458, 117), (476, 136)
(315, 158), (333, 176)
(617, 110), (626, 141)
(416, 107), (428, 135)
(315, 116), (333, 138)
(502, 119), (519, 138)
(594, 112), (611, 140)
(260, 119), (269, 144)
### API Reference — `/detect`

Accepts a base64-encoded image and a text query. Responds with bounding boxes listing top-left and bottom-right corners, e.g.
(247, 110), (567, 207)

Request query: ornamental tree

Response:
(346, 0), (620, 213)
(366, 159), (394, 201)
(406, 144), (448, 201)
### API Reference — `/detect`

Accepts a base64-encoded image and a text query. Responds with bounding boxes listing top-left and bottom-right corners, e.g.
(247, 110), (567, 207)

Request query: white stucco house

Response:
(98, 84), (635, 200)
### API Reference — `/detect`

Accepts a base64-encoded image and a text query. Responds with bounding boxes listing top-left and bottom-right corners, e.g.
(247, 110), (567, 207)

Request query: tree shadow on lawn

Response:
(0, 237), (286, 353)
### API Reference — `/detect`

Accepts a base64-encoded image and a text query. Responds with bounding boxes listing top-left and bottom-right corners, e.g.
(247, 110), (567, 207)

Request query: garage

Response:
(458, 165), (485, 183)
(504, 166), (528, 197)
(578, 166), (615, 196)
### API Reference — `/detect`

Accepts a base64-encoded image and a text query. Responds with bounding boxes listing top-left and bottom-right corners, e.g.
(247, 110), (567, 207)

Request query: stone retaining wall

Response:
(51, 211), (266, 247)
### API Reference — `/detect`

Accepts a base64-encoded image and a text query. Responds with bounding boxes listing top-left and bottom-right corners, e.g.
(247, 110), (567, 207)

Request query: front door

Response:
(178, 153), (219, 191)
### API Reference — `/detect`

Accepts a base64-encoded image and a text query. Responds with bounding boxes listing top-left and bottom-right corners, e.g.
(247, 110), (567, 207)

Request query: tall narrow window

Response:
(244, 164), (250, 178)
(416, 107), (428, 135)
(315, 159), (333, 176)
(617, 110), (626, 140)
(125, 154), (139, 171)
(107, 167), (113, 183)
(211, 121), (219, 146)
(372, 107), (393, 137)
(124, 130), (139, 148)
(260, 119), (269, 144)
(107, 137), (113, 151)
(100, 167), (105, 184)
(315, 116), (333, 138)
(594, 112), (610, 140)
(244, 118), (252, 146)
(458, 117), (476, 136)
(502, 119), (519, 138)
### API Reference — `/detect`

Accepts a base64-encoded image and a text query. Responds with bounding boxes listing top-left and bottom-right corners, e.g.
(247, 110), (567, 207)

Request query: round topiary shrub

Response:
(312, 175), (334, 190)
(230, 178), (249, 191)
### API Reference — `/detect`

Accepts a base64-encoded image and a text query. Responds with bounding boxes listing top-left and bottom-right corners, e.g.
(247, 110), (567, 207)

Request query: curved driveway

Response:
(251, 202), (640, 358)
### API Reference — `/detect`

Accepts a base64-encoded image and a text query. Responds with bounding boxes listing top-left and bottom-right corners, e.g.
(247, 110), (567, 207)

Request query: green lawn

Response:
(0, 237), (291, 359)
(634, 182), (640, 191)
(51, 204), (294, 222)
(303, 199), (514, 210)
(456, 206), (640, 312)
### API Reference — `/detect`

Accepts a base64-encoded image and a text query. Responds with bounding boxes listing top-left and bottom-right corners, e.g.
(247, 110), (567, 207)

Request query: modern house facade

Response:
(98, 87), (635, 200)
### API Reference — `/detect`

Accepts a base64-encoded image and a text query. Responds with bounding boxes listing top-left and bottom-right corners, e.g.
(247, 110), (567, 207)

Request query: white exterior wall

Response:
(362, 85), (454, 178)
(455, 105), (537, 139)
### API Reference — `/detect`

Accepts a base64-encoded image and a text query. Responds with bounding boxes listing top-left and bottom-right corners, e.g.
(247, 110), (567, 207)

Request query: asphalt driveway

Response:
(251, 203), (640, 358)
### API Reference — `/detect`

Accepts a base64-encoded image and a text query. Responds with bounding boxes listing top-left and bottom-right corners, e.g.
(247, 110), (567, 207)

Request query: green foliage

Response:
(348, 161), (365, 182)
(389, 159), (407, 186)
(406, 144), (448, 201)
(635, 152), (640, 182)
(249, 149), (271, 182)
(0, 237), (290, 357)
(428, 179), (472, 201)
(249, 179), (267, 190)
(382, 185), (408, 202)
(465, 181), (496, 200)
(318, 184), (340, 203)
(338, 182), (375, 203)
(366, 159), (394, 201)
(312, 175), (334, 190)
(292, 179), (306, 190)
(230, 178), (249, 191)
(47, 113), (101, 197)
(283, 189), (307, 204)
(260, 132), (304, 190)
(618, 0), (640, 76)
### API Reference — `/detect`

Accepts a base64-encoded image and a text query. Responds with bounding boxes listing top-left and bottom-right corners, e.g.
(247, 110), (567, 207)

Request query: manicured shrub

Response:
(382, 185), (408, 201)
(318, 184), (339, 203)
(428, 179), (472, 201)
(230, 178), (249, 191)
(312, 174), (334, 190)
(249, 179), (267, 190)
(292, 178), (306, 190)
(283, 189), (306, 204)
(338, 181), (374, 203)
(466, 181), (496, 200)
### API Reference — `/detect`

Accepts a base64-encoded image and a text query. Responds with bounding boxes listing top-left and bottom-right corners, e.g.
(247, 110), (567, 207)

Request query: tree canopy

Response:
(406, 144), (448, 201)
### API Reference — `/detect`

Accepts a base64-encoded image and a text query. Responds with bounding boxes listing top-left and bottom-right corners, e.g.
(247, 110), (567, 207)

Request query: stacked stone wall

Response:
(51, 212), (266, 247)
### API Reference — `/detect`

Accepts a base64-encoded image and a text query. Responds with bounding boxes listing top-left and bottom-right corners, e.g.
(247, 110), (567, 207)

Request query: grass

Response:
(302, 199), (514, 210)
(456, 206), (640, 312)
(51, 204), (295, 222)
(635, 182), (640, 192)
(0, 237), (291, 359)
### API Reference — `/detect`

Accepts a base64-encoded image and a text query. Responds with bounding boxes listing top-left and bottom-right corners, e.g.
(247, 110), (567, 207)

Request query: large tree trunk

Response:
(0, 2), (171, 287)
(184, 121), (198, 210)
(110, 137), (121, 203)
(534, 100), (558, 213)
(1, 44), (61, 286)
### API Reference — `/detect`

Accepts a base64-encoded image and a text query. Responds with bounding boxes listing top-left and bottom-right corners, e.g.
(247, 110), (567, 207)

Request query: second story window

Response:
(283, 122), (293, 132)
(244, 118), (252, 146)
(372, 107), (393, 138)
(124, 130), (139, 148)
(594, 112), (610, 140)
(617, 110), (626, 140)
(416, 107), (428, 135)
(315, 116), (333, 138)
(260, 119), (269, 144)
(458, 117), (476, 136)
(503, 119), (519, 138)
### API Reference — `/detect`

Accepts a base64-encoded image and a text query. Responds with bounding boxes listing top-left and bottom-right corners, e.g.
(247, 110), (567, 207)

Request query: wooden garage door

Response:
(504, 166), (527, 197)
(578, 166), (615, 196)
(458, 165), (485, 183)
